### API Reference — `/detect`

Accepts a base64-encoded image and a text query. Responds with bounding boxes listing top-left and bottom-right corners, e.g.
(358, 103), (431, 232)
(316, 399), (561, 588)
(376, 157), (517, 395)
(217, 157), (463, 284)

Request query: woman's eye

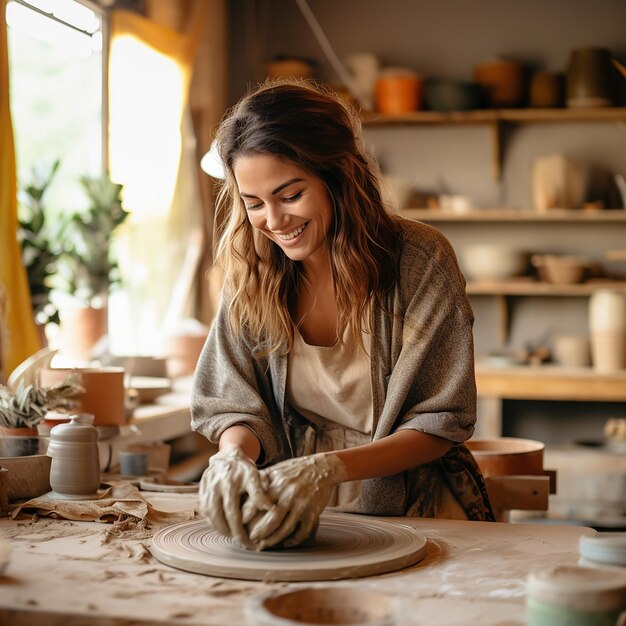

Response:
(245, 201), (262, 211)
(284, 191), (303, 203)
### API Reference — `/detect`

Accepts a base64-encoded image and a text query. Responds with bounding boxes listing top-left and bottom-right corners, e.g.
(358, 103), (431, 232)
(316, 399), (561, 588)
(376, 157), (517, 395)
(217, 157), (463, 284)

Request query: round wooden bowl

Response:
(466, 437), (545, 477)
(0, 454), (51, 501)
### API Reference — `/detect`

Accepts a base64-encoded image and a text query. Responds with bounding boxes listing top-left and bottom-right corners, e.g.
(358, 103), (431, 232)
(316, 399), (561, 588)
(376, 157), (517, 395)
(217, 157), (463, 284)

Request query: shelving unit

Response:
(476, 364), (626, 437)
(466, 279), (626, 296)
(402, 208), (626, 342)
(366, 106), (626, 437)
(362, 107), (626, 126)
(363, 107), (626, 179)
(476, 364), (626, 402)
(402, 208), (626, 223)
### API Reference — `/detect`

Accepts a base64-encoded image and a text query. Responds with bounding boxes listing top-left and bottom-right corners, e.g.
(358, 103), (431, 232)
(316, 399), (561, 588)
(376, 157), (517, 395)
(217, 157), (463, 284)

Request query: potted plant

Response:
(17, 160), (61, 337)
(52, 173), (128, 360)
(0, 375), (84, 456)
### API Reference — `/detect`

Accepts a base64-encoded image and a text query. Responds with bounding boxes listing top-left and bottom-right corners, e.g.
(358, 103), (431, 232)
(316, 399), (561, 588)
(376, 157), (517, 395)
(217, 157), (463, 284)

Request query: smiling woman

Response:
(192, 80), (494, 552)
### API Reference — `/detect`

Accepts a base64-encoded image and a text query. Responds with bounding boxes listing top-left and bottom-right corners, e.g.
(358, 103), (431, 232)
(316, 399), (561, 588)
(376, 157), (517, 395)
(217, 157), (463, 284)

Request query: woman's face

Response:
(233, 153), (334, 268)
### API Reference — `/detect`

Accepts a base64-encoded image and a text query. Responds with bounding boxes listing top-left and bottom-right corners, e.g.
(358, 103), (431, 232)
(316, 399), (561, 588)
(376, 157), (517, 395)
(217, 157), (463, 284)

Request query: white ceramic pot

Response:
(589, 290), (626, 372)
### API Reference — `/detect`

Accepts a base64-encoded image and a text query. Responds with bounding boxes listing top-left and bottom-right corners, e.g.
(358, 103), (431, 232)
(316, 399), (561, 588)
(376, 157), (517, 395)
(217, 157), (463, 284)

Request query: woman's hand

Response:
(198, 448), (274, 549)
(245, 453), (347, 550)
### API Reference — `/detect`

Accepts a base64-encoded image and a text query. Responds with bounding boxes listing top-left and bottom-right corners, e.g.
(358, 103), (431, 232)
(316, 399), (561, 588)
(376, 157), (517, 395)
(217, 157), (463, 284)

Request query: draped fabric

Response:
(108, 3), (208, 354)
(0, 0), (40, 378)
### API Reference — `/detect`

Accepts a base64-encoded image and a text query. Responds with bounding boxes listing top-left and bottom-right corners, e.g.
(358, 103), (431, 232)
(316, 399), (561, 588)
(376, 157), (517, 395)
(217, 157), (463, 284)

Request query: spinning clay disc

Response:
(150, 513), (428, 582)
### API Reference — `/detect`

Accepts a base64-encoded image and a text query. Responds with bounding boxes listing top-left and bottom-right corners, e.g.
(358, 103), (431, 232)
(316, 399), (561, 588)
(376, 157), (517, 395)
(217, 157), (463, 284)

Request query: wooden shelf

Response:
(403, 208), (626, 222)
(476, 364), (626, 402)
(362, 107), (626, 126)
(363, 107), (626, 179)
(466, 279), (626, 296)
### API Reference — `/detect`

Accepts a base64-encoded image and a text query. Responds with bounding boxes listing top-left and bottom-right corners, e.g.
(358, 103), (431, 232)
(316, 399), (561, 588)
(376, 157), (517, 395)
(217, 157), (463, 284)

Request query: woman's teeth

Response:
(278, 222), (307, 241)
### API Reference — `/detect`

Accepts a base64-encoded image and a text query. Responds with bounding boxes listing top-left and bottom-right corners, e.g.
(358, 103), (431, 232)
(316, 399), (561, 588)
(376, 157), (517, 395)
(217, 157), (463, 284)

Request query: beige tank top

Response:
(286, 328), (373, 435)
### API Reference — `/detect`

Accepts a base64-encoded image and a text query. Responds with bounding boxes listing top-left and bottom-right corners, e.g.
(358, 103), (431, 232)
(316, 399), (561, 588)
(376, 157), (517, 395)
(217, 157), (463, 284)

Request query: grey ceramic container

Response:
(47, 416), (101, 496)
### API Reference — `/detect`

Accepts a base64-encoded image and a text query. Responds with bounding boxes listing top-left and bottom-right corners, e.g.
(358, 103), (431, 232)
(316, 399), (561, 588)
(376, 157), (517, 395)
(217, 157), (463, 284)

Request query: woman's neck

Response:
(297, 255), (338, 346)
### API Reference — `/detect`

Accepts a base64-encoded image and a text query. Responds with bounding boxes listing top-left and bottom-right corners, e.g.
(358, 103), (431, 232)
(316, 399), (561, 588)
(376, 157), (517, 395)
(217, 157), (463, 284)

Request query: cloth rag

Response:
(10, 481), (196, 523)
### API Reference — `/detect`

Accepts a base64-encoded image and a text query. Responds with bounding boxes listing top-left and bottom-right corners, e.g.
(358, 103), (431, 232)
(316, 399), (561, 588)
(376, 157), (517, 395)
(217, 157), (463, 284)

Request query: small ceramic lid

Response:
(50, 415), (98, 443)
(527, 565), (626, 611)
(580, 533), (626, 567)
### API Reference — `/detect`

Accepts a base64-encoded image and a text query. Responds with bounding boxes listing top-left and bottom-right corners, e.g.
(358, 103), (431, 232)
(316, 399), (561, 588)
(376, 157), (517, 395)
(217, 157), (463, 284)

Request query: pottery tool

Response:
(150, 512), (428, 582)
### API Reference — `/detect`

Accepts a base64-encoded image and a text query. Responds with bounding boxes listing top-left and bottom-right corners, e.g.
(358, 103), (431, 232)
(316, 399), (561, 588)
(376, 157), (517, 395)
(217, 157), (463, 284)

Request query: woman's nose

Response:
(265, 202), (288, 231)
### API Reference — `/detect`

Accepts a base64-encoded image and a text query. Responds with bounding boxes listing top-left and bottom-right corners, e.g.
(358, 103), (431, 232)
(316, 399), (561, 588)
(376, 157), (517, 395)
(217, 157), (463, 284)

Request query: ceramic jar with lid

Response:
(47, 415), (101, 497)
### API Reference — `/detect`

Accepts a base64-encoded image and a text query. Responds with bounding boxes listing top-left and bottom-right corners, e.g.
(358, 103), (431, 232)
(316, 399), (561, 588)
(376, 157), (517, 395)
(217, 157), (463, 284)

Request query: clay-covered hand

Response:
(246, 453), (347, 550)
(198, 448), (273, 548)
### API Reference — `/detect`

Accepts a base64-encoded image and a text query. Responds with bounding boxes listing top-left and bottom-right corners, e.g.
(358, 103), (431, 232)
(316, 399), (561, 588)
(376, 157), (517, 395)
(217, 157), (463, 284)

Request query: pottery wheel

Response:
(150, 513), (428, 582)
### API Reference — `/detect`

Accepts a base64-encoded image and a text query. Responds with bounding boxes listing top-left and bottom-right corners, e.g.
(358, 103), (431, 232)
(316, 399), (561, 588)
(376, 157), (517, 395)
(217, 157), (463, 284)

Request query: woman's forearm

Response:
(219, 425), (262, 462)
(333, 429), (453, 482)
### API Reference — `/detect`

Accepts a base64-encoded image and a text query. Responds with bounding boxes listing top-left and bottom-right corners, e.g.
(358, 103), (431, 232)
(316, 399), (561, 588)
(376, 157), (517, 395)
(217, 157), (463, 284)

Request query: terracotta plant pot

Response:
(58, 305), (108, 361)
(39, 366), (126, 426)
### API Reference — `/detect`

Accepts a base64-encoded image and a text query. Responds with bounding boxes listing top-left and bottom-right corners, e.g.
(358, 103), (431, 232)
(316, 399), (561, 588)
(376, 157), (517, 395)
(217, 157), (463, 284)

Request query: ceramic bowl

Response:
(246, 587), (398, 626)
(531, 254), (589, 284)
(0, 453), (51, 501)
(466, 437), (545, 478)
(425, 79), (483, 112)
(461, 244), (529, 281)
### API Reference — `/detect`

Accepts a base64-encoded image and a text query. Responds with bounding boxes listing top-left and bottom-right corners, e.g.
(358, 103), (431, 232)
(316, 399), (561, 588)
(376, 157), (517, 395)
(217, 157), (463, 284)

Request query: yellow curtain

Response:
(0, 0), (40, 378)
(108, 4), (207, 354)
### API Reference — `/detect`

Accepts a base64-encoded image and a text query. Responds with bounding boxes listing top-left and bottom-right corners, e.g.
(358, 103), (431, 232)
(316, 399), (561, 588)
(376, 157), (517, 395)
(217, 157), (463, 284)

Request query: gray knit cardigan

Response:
(191, 218), (494, 521)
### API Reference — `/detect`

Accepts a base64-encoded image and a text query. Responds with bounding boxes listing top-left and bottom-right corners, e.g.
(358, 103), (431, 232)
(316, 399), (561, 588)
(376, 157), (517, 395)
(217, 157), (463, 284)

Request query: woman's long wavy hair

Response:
(214, 80), (401, 355)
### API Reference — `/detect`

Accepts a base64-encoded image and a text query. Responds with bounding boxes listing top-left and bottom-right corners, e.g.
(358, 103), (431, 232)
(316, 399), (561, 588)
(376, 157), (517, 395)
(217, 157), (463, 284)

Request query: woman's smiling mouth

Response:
(276, 221), (309, 241)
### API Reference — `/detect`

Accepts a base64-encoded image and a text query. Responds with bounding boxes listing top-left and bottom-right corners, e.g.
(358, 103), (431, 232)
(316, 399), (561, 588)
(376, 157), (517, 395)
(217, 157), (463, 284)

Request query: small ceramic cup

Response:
(530, 71), (565, 108)
(118, 451), (149, 477)
(553, 335), (591, 368)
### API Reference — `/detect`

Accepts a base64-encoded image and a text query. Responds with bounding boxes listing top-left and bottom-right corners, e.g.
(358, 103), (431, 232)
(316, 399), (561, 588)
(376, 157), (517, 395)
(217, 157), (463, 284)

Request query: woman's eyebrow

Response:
(271, 178), (303, 195)
(240, 178), (304, 199)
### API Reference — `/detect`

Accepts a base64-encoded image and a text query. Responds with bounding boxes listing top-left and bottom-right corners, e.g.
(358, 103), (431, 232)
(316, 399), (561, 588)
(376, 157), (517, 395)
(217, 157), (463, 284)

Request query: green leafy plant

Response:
(0, 375), (84, 430)
(53, 173), (129, 306)
(17, 160), (61, 325)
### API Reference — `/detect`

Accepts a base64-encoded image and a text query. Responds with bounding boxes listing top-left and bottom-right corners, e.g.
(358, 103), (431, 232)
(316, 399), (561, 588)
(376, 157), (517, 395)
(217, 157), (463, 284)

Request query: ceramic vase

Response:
(589, 289), (626, 372)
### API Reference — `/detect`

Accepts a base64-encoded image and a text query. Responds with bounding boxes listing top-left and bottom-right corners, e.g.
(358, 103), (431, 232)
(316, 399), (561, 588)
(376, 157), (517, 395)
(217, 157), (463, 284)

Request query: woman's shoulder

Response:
(393, 217), (470, 315)
(396, 217), (457, 265)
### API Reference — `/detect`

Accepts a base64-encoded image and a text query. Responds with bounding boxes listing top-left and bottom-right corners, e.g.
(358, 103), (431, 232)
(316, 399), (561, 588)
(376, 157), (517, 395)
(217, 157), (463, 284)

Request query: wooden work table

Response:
(0, 492), (594, 626)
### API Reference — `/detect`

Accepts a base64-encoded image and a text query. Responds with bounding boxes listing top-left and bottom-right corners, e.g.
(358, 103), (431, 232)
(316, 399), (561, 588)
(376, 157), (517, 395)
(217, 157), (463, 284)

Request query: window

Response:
(6, 0), (105, 216)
